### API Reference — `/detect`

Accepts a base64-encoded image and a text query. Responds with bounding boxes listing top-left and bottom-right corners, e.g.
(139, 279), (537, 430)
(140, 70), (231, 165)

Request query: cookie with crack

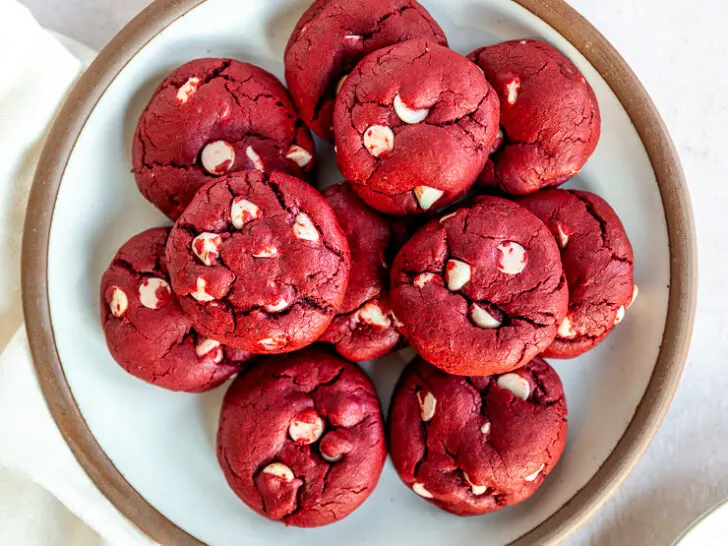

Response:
(334, 38), (500, 215)
(284, 0), (447, 143)
(132, 58), (316, 220)
(319, 182), (404, 361)
(100, 227), (253, 392)
(390, 196), (568, 376)
(217, 347), (386, 527)
(165, 170), (350, 354)
(519, 189), (636, 358)
(389, 356), (567, 515)
(468, 39), (600, 195)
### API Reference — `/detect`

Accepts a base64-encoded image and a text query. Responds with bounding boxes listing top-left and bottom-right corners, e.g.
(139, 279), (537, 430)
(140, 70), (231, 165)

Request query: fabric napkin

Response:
(0, 1), (151, 544)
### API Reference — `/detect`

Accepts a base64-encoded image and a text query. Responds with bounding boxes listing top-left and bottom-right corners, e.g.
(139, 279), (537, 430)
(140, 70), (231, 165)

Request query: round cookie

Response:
(519, 189), (635, 358)
(468, 39), (601, 196)
(318, 183), (403, 361)
(389, 356), (567, 515)
(390, 196), (568, 376)
(100, 228), (253, 392)
(133, 58), (316, 220)
(217, 347), (386, 527)
(334, 39), (500, 215)
(165, 170), (350, 354)
(284, 0), (447, 143)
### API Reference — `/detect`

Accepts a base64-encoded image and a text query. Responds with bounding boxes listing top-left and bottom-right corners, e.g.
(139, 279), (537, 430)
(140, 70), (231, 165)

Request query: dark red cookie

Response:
(100, 228), (253, 392)
(468, 40), (600, 195)
(284, 0), (447, 143)
(389, 356), (567, 515)
(133, 58), (316, 220)
(165, 171), (350, 354)
(390, 196), (568, 376)
(334, 39), (500, 215)
(217, 347), (386, 527)
(519, 189), (635, 358)
(318, 183), (403, 361)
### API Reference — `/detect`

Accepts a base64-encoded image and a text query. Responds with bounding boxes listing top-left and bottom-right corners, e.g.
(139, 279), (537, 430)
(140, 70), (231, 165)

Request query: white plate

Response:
(44, 0), (669, 544)
(673, 499), (728, 546)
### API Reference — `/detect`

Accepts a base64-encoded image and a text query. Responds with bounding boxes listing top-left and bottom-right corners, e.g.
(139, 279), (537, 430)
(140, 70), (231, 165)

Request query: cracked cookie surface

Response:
(318, 183), (403, 361)
(100, 227), (252, 392)
(165, 171), (350, 354)
(468, 40), (600, 196)
(389, 356), (567, 515)
(334, 38), (500, 215)
(390, 196), (568, 375)
(284, 0), (447, 142)
(519, 189), (635, 358)
(217, 347), (386, 527)
(132, 58), (316, 220)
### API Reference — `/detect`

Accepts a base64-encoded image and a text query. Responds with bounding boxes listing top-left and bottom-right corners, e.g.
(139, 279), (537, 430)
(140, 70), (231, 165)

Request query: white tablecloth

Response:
(9, 0), (727, 544)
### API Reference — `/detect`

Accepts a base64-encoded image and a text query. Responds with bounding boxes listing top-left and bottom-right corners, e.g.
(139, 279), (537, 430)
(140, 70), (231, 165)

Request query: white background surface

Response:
(15, 0), (727, 545)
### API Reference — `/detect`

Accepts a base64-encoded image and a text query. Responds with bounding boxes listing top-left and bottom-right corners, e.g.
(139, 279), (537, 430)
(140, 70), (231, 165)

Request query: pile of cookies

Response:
(100, 0), (636, 527)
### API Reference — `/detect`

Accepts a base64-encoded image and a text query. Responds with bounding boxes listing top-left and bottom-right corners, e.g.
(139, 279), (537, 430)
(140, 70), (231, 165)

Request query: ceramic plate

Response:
(23, 0), (696, 544)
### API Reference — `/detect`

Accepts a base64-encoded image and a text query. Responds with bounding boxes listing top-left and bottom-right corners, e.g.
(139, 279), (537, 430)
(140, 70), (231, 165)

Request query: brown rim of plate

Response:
(21, 0), (696, 544)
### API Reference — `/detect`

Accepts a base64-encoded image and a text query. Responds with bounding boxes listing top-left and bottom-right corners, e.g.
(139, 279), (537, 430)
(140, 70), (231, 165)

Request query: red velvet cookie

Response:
(390, 196), (568, 376)
(284, 0), (447, 142)
(133, 58), (316, 220)
(334, 39), (500, 215)
(318, 183), (403, 361)
(519, 189), (635, 358)
(100, 228), (253, 392)
(468, 40), (600, 195)
(165, 171), (350, 354)
(389, 356), (567, 515)
(217, 347), (386, 527)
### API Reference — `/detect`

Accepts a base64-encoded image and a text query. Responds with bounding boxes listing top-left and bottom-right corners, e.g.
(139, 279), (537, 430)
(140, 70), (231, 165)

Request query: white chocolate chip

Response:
(246, 145), (264, 170)
(252, 245), (278, 258)
(555, 224), (569, 248)
(265, 298), (290, 313)
(293, 213), (319, 242)
(519, 40), (528, 45)
(439, 212), (457, 223)
(359, 301), (391, 329)
(109, 286), (128, 318)
(320, 449), (343, 463)
(201, 140), (235, 175)
(262, 462), (294, 482)
(289, 410), (324, 445)
(491, 127), (505, 154)
(258, 336), (286, 350)
(192, 232), (223, 266)
(417, 391), (437, 422)
(628, 285), (639, 309)
(176, 77), (200, 104)
(414, 186), (444, 210)
(231, 197), (261, 229)
(524, 463), (545, 482)
(138, 278), (172, 309)
(342, 34), (362, 47)
(412, 482), (433, 499)
(285, 144), (312, 168)
(463, 472), (488, 496)
(506, 77), (520, 105)
(481, 422), (491, 436)
(414, 272), (438, 288)
(445, 259), (471, 291)
(190, 277), (216, 302)
(391, 311), (405, 329)
(557, 316), (577, 339)
(470, 304), (502, 329)
(496, 373), (530, 400)
(363, 125), (394, 158)
(614, 305), (626, 325)
(195, 338), (223, 363)
(393, 94), (429, 124)
(335, 74), (348, 95)
(497, 242), (527, 275)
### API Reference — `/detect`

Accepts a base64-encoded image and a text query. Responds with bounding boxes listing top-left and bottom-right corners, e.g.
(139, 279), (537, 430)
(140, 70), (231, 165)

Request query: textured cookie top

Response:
(390, 196), (568, 375)
(165, 171), (350, 354)
(469, 40), (600, 195)
(334, 39), (500, 215)
(217, 347), (386, 527)
(389, 356), (568, 515)
(284, 0), (447, 142)
(133, 58), (315, 219)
